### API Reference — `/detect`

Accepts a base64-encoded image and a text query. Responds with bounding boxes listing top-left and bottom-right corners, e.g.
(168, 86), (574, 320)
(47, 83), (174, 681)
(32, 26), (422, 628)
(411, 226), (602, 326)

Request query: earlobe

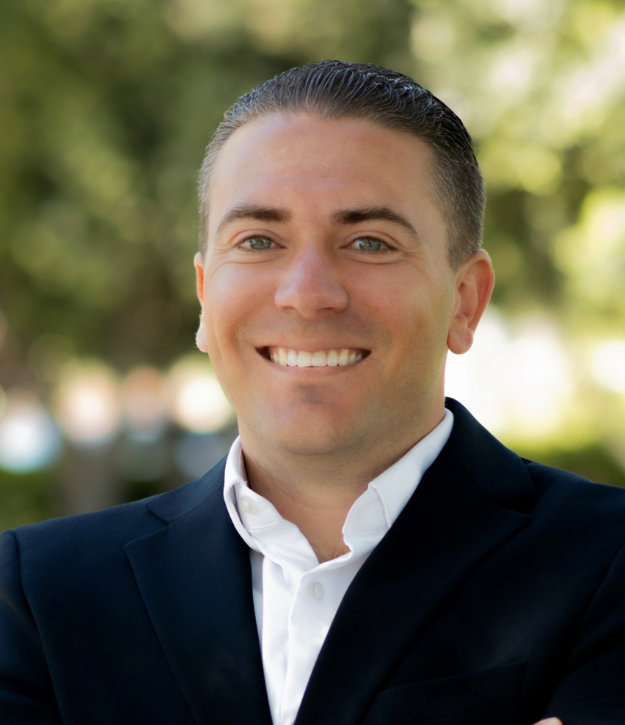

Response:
(194, 252), (208, 353)
(447, 250), (494, 355)
(196, 313), (208, 353)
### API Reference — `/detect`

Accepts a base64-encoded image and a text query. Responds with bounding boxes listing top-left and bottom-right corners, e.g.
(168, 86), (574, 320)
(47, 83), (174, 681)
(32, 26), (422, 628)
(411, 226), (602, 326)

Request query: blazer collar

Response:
(443, 397), (536, 511)
(294, 399), (534, 725)
(124, 459), (273, 725)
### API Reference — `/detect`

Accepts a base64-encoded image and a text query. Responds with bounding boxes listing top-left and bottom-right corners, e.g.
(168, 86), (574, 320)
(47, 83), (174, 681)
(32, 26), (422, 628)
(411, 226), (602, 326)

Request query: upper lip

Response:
(258, 344), (370, 352)
(256, 340), (370, 352)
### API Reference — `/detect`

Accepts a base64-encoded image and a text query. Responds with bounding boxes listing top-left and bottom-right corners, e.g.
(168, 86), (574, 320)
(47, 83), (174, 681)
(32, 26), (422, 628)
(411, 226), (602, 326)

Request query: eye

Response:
(350, 237), (392, 253)
(239, 235), (280, 251)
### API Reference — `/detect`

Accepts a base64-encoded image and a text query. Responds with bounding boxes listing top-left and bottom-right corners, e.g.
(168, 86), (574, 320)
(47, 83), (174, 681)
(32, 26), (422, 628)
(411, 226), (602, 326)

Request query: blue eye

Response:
(241, 236), (277, 250)
(353, 237), (391, 252)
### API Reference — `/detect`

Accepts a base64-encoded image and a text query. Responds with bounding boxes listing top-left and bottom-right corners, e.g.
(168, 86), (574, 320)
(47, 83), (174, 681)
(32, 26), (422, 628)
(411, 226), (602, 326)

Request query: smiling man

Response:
(194, 110), (487, 566)
(1, 62), (625, 725)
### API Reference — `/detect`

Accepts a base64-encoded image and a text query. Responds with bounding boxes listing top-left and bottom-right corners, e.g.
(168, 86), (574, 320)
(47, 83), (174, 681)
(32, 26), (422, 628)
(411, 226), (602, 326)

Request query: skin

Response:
(195, 112), (561, 725)
(195, 111), (493, 558)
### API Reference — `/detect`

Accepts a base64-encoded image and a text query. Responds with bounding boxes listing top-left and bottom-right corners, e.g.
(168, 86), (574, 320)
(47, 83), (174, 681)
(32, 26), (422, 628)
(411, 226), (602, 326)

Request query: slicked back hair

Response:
(198, 61), (485, 269)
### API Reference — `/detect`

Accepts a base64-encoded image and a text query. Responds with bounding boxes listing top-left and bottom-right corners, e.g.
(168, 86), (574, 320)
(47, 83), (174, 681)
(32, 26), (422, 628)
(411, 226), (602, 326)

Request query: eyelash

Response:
(350, 237), (393, 253)
(238, 235), (394, 253)
(239, 236), (280, 251)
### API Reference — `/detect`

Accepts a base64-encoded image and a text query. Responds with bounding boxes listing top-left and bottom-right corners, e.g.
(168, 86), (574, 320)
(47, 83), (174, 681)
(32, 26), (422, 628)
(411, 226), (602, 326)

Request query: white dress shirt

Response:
(223, 409), (453, 725)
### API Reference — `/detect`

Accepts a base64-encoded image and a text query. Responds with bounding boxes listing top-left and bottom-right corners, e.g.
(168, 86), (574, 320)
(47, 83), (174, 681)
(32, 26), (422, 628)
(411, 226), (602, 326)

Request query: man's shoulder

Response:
(446, 398), (625, 538)
(8, 492), (160, 551)
(2, 456), (227, 564)
(522, 457), (625, 526)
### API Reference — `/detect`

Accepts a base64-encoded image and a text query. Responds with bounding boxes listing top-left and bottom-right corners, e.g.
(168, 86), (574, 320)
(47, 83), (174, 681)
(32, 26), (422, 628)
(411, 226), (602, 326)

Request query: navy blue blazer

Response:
(2, 399), (625, 725)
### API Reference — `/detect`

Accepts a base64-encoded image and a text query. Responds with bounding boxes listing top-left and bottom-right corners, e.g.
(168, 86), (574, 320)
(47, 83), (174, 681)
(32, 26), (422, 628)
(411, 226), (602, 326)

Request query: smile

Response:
(259, 347), (370, 368)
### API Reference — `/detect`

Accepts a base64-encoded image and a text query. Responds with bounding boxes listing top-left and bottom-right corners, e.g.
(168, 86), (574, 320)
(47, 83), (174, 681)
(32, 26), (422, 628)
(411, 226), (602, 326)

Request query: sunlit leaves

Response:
(1, 0), (624, 510)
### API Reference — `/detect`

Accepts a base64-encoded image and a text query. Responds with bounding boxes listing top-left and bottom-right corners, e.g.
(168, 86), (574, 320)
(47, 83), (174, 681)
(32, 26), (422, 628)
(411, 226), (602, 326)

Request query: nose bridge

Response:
(274, 242), (348, 316)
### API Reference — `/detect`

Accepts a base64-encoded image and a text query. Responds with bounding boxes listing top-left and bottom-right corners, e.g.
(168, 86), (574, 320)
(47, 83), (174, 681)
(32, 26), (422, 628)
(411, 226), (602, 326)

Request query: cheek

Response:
(204, 265), (272, 352)
(203, 271), (240, 352)
(211, 261), (276, 302)
(384, 288), (451, 357)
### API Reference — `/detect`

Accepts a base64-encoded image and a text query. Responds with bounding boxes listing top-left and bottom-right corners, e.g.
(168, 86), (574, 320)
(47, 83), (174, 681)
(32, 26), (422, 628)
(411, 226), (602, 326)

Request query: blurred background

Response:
(1, 0), (624, 531)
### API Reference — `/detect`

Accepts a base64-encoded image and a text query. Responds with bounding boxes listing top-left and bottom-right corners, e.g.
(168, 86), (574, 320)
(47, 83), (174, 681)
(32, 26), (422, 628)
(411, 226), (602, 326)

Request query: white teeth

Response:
(267, 347), (366, 368)
(311, 351), (327, 367)
(297, 351), (312, 367)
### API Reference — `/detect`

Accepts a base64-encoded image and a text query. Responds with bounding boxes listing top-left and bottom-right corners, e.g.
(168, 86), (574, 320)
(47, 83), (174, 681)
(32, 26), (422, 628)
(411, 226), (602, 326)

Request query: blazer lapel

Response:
(124, 461), (272, 725)
(295, 400), (534, 725)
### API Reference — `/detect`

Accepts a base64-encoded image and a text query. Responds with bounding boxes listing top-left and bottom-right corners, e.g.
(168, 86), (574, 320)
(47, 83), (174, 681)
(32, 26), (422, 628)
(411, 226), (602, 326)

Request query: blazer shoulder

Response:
(5, 456), (227, 566)
(522, 457), (625, 542)
(445, 399), (625, 548)
(524, 457), (625, 503)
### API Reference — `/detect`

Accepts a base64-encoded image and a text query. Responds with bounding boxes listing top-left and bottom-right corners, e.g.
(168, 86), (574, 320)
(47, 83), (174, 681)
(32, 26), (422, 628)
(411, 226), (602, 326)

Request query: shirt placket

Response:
(279, 564), (335, 725)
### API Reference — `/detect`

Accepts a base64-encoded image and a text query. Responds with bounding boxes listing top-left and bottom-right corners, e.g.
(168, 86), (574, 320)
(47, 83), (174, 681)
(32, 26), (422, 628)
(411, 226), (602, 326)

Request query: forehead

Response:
(207, 113), (439, 233)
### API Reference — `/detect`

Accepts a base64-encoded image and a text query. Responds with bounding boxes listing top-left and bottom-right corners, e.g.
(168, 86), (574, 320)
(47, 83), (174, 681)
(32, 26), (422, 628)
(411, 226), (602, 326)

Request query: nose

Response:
(274, 246), (349, 318)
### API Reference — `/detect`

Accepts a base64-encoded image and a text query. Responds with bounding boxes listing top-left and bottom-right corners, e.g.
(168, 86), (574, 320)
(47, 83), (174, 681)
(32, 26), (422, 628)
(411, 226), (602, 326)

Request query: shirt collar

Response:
(224, 408), (453, 556)
(364, 407), (453, 531)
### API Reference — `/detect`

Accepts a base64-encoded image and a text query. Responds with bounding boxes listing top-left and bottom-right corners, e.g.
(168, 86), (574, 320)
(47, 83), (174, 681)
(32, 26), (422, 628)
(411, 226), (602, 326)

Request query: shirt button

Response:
(239, 496), (257, 514)
(309, 581), (324, 600)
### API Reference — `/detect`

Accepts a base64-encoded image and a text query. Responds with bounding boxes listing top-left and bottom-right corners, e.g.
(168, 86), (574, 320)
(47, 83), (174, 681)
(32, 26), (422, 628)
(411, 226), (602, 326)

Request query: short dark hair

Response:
(198, 60), (484, 269)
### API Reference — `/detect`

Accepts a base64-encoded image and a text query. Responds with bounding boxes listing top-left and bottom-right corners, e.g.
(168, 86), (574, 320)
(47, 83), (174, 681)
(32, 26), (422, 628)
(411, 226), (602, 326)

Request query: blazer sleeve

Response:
(540, 540), (625, 725)
(0, 529), (62, 724)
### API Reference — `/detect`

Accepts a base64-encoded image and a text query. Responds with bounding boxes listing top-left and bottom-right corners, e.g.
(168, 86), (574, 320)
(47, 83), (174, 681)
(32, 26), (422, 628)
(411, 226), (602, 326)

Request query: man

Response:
(1, 61), (623, 725)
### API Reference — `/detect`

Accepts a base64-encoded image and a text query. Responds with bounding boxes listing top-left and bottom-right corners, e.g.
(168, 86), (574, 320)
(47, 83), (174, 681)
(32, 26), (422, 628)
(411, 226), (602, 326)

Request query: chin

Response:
(269, 419), (362, 458)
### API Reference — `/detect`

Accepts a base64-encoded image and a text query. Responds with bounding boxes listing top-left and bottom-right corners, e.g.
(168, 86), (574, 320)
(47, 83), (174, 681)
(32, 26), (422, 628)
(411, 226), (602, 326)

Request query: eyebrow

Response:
(215, 206), (289, 238)
(332, 207), (420, 240)
(215, 204), (420, 240)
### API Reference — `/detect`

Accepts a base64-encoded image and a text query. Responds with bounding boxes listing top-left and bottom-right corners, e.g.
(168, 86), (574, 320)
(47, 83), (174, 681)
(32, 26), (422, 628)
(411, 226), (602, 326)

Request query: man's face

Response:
(195, 113), (491, 461)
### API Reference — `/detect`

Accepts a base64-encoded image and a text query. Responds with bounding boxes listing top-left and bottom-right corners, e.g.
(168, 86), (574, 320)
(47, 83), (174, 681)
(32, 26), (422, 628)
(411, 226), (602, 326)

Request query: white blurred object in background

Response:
(53, 361), (122, 447)
(0, 388), (63, 473)
(168, 355), (234, 433)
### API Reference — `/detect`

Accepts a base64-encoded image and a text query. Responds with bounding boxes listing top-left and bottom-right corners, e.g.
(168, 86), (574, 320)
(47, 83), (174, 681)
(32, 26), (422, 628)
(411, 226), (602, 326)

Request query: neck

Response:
(240, 410), (444, 562)
(243, 457), (355, 562)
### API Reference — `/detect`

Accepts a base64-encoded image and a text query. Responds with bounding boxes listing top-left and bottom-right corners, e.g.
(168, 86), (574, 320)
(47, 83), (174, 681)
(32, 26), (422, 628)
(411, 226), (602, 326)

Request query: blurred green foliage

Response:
(1, 0), (624, 529)
(0, 0), (413, 368)
(0, 469), (55, 531)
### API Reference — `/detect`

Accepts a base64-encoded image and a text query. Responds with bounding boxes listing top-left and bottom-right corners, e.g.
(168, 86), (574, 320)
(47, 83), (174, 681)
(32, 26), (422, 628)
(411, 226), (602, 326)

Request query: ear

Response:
(194, 252), (208, 353)
(447, 250), (494, 355)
